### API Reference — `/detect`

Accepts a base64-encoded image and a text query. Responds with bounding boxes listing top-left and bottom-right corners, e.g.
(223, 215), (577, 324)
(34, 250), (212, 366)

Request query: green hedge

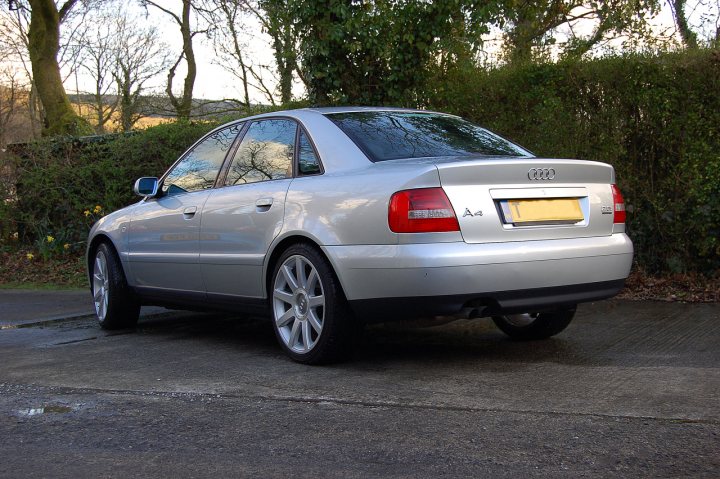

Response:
(2, 50), (718, 274)
(1, 121), (218, 252)
(427, 49), (720, 274)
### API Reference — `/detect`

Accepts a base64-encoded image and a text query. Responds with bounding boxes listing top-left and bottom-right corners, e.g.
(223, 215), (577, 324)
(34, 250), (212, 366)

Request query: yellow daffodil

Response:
(94, 205), (102, 213)
(46, 235), (55, 243)
(84, 210), (91, 217)
(26, 253), (34, 260)
(64, 243), (71, 250)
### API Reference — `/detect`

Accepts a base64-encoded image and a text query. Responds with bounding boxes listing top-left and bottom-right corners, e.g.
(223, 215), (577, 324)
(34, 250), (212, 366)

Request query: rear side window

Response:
(326, 111), (532, 162)
(225, 119), (297, 186)
(298, 130), (321, 175)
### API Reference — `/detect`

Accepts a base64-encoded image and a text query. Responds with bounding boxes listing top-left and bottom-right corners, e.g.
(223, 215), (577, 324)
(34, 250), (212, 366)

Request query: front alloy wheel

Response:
(91, 243), (140, 330)
(270, 244), (356, 364)
(92, 250), (110, 321)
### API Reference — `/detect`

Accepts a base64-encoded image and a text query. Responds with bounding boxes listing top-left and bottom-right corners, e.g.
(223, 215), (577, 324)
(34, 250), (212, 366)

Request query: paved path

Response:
(0, 289), (166, 328)
(0, 299), (718, 477)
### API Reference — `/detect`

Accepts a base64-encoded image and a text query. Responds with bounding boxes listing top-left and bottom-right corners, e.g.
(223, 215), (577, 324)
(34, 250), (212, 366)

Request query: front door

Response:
(128, 123), (243, 292)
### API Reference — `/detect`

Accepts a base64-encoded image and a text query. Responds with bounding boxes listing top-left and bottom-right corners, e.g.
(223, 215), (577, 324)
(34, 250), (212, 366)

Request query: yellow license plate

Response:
(507, 198), (583, 223)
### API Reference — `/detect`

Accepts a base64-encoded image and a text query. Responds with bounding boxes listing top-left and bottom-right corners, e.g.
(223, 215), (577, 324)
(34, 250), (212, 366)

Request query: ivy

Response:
(290, 0), (498, 105)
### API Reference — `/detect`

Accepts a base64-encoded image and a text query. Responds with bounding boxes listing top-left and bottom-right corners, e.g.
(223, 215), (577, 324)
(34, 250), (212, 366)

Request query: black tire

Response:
(492, 307), (576, 340)
(269, 243), (358, 364)
(91, 243), (140, 330)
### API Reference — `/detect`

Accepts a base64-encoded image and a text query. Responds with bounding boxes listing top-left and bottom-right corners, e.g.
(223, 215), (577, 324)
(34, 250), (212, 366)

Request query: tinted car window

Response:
(326, 111), (532, 162)
(225, 119), (297, 186)
(163, 123), (242, 195)
(298, 130), (321, 175)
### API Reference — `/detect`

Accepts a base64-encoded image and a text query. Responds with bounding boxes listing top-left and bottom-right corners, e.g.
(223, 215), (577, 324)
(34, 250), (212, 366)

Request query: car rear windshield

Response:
(325, 111), (532, 162)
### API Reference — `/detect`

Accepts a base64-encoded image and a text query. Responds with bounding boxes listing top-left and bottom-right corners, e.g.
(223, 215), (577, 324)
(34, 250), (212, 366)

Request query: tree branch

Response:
(144, 0), (182, 25)
(58, 0), (79, 22)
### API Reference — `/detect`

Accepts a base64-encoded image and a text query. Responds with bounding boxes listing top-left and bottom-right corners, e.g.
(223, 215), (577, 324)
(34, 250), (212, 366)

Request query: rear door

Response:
(200, 118), (298, 298)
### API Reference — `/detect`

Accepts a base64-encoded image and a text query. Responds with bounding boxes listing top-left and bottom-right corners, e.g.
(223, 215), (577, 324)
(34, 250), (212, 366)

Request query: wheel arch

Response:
(263, 233), (349, 300)
(86, 234), (124, 289)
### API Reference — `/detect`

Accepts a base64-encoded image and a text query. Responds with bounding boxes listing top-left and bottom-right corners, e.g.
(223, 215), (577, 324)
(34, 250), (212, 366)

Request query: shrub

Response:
(1, 121), (219, 250)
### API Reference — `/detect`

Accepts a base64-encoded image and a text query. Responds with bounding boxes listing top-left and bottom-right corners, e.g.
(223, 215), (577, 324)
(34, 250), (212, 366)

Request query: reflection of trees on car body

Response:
(329, 112), (532, 162)
(163, 123), (242, 195)
(226, 119), (296, 186)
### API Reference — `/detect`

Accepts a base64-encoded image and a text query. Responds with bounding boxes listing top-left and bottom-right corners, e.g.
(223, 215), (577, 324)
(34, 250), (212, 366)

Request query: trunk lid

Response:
(434, 157), (617, 243)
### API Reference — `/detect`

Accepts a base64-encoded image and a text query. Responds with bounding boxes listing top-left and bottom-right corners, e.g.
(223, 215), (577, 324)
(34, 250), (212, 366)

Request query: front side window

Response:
(225, 119), (297, 186)
(163, 123), (242, 196)
(326, 111), (533, 162)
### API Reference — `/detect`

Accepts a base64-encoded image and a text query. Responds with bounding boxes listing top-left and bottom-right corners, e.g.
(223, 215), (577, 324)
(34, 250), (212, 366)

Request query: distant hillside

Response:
(67, 94), (257, 121)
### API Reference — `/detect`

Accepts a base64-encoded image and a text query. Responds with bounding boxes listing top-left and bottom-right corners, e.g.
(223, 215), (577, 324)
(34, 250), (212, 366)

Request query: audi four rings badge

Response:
(528, 168), (556, 180)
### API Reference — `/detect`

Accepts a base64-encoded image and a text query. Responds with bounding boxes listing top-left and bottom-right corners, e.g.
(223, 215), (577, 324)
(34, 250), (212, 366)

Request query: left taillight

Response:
(388, 187), (459, 233)
(611, 184), (626, 224)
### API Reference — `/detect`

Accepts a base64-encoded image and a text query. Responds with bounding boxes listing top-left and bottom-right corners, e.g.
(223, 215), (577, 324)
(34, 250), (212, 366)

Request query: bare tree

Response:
(113, 15), (171, 131)
(202, 0), (304, 106)
(79, 11), (119, 133)
(255, 0), (302, 104)
(1, 5), (43, 136)
(143, 0), (206, 120)
(0, 68), (29, 146)
(204, 0), (278, 107)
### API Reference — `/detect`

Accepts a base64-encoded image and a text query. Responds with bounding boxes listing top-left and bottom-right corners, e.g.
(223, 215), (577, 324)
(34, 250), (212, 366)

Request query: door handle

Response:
(256, 198), (273, 212)
(183, 206), (197, 219)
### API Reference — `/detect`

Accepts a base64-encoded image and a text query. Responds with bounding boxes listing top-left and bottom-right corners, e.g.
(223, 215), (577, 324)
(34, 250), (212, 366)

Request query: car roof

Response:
(304, 106), (442, 115)
(238, 106), (457, 123)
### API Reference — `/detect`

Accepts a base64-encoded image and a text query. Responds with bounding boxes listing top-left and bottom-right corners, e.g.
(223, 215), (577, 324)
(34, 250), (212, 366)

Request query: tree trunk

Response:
(278, 23), (295, 104)
(178, 0), (196, 119)
(505, 11), (536, 64)
(117, 66), (133, 132)
(147, 0), (196, 120)
(672, 0), (699, 49)
(27, 0), (89, 136)
(167, 0), (196, 120)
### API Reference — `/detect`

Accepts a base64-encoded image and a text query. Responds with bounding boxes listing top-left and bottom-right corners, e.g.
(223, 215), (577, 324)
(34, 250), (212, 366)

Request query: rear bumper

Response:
(323, 233), (633, 319)
(349, 280), (625, 321)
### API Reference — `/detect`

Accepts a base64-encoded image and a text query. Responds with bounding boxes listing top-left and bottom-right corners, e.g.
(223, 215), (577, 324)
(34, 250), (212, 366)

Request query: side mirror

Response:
(133, 177), (159, 197)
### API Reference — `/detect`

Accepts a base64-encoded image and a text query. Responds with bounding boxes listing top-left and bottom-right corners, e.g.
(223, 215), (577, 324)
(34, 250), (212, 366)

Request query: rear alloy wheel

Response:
(92, 243), (140, 330)
(492, 307), (576, 340)
(271, 244), (356, 364)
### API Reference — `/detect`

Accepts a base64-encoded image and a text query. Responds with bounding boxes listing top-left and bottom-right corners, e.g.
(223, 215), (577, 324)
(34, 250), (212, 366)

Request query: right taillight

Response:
(388, 187), (459, 233)
(611, 184), (626, 224)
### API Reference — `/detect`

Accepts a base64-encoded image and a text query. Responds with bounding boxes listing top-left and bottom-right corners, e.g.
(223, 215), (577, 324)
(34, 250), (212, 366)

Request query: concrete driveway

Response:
(0, 297), (718, 477)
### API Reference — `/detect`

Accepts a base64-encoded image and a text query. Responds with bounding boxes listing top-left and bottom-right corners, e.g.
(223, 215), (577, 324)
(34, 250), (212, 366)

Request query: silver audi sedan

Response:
(87, 107), (633, 363)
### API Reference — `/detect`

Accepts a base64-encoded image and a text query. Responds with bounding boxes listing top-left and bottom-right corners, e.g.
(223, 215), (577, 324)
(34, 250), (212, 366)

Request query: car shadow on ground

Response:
(122, 299), (720, 371)
(130, 311), (591, 368)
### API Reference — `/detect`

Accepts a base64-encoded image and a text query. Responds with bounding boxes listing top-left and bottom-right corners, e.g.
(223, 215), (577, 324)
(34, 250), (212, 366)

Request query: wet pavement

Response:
(0, 299), (718, 477)
(0, 289), (169, 328)
(0, 289), (93, 327)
